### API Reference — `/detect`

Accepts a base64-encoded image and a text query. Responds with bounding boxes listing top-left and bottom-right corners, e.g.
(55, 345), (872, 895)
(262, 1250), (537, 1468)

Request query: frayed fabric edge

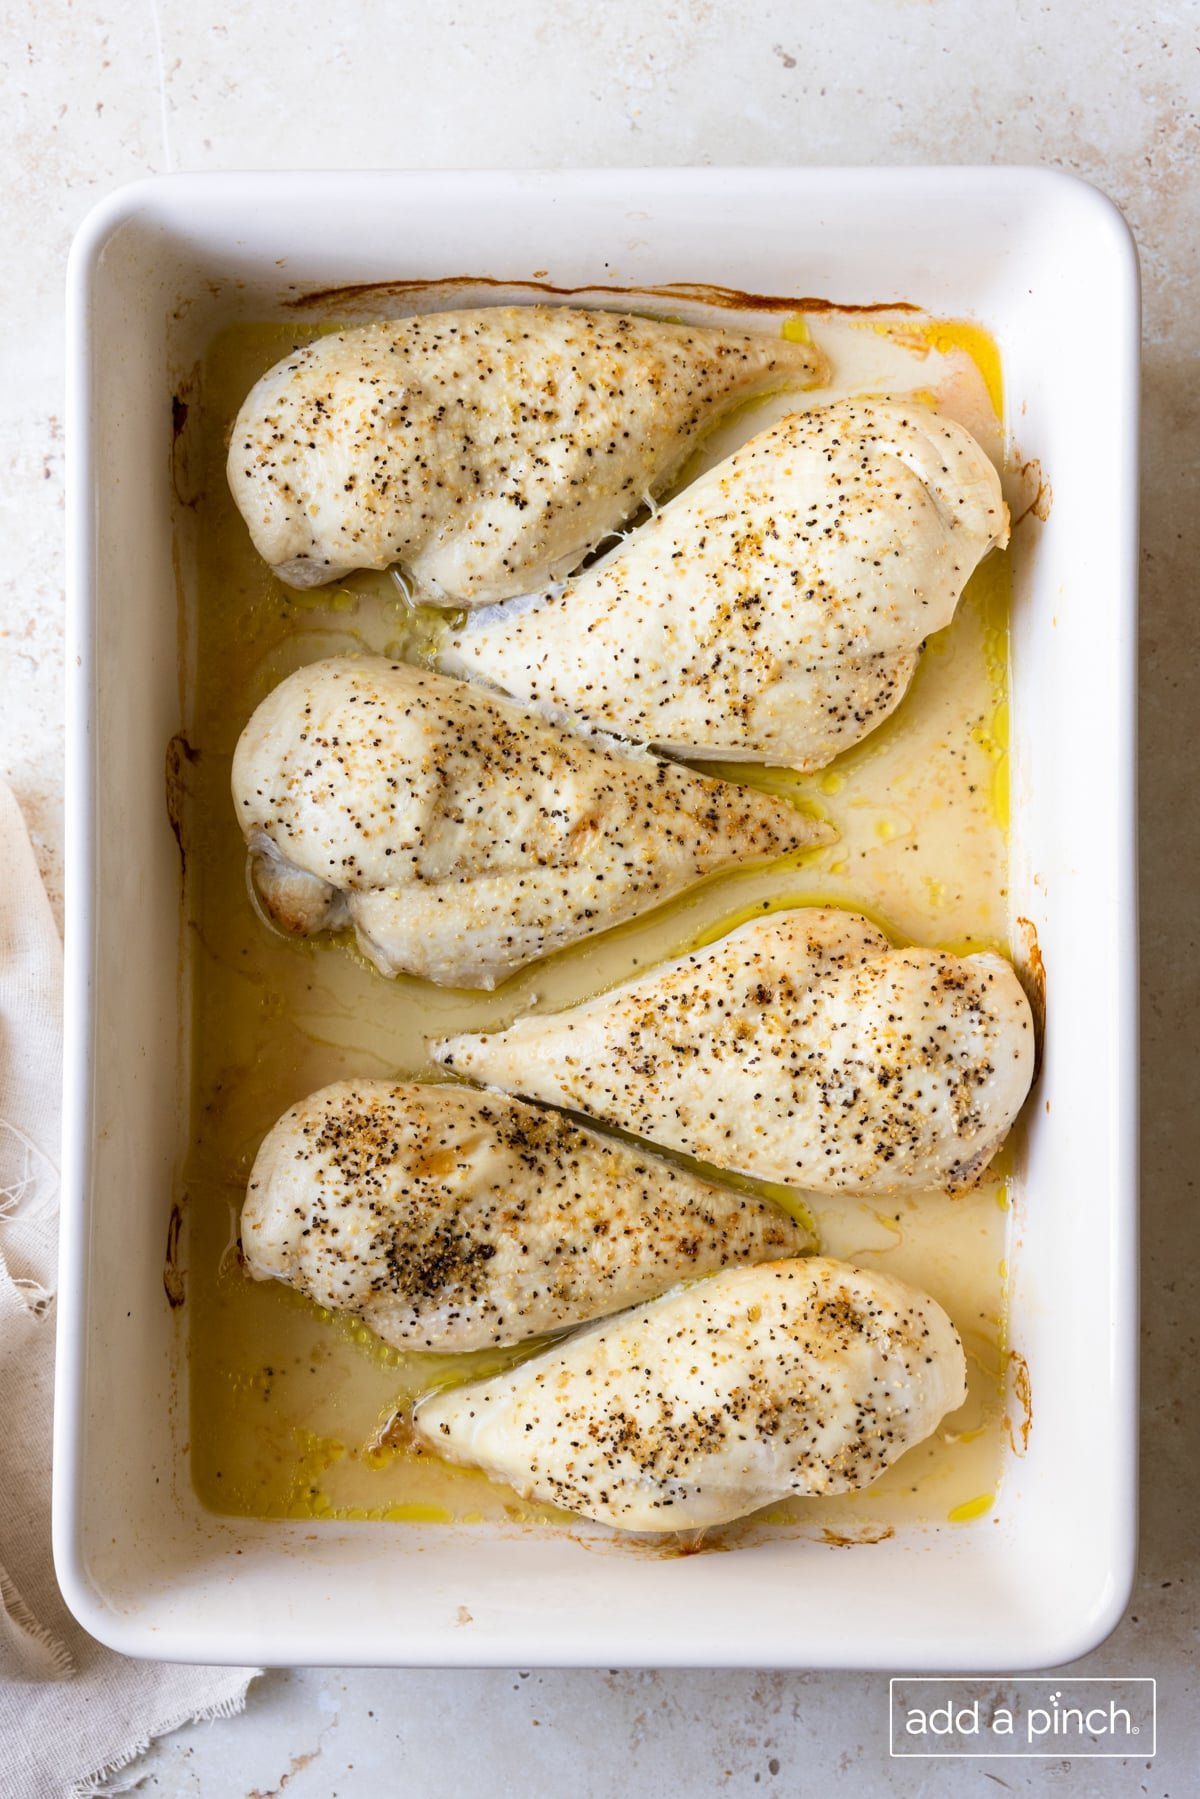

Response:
(67, 1677), (261, 1798)
(0, 1563), (75, 1682)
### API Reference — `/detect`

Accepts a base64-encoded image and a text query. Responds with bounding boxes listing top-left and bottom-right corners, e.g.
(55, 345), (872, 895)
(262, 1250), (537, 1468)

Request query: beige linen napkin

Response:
(0, 781), (258, 1797)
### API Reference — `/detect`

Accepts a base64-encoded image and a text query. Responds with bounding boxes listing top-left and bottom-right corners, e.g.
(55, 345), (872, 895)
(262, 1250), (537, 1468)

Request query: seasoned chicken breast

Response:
(232, 658), (824, 990)
(414, 1257), (967, 1531)
(227, 307), (826, 602)
(434, 908), (1034, 1193)
(242, 1079), (809, 1352)
(444, 401), (1008, 769)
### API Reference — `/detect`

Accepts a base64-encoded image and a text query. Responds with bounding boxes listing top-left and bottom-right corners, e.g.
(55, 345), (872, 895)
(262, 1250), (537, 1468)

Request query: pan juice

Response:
(183, 302), (1021, 1541)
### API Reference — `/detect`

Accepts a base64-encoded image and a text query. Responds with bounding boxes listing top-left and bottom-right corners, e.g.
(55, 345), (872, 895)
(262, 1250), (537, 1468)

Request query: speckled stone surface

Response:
(4, 1), (1195, 1792)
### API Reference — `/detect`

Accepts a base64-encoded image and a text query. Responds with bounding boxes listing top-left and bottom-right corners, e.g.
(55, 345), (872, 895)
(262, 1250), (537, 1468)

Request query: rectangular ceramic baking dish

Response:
(56, 168), (1139, 1669)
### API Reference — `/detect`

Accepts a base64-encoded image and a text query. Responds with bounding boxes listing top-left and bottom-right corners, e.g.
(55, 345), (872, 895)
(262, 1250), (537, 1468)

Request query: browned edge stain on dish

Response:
(1010, 455), (1053, 528)
(819, 1524), (896, 1548)
(164, 1201), (187, 1309)
(1014, 914), (1047, 1081)
(283, 272), (922, 316)
(1003, 1349), (1032, 1457)
(170, 393), (193, 510)
(665, 1527), (733, 1557)
(566, 1519), (897, 1557)
(165, 733), (201, 876)
(559, 1523), (734, 1559)
(170, 367), (204, 512)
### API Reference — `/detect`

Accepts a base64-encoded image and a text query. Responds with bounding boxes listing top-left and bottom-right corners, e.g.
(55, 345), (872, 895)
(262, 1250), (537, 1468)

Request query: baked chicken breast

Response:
(242, 1079), (809, 1352)
(414, 1257), (968, 1531)
(232, 658), (824, 989)
(227, 307), (826, 602)
(444, 401), (1008, 769)
(434, 908), (1034, 1193)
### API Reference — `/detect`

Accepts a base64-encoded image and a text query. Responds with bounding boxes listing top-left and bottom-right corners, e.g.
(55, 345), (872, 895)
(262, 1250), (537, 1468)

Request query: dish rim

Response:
(55, 164), (1140, 1670)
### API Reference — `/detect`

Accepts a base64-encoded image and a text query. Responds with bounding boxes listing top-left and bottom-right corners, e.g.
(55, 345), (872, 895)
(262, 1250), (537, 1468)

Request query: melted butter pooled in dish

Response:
(445, 400), (1009, 770)
(232, 656), (825, 989)
(435, 907), (1035, 1195)
(186, 307), (1017, 1528)
(414, 1257), (968, 1532)
(242, 1079), (810, 1353)
(227, 306), (826, 601)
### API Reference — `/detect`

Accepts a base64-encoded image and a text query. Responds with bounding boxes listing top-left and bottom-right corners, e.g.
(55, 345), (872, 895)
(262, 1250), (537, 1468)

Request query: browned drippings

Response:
(368, 1406), (424, 1461)
(562, 1523), (735, 1559)
(284, 271), (921, 317)
(1003, 1350), (1033, 1457)
(819, 1524), (896, 1548)
(164, 1202), (186, 1309)
(1014, 915), (1047, 1078)
(1010, 455), (1054, 527)
(165, 733), (200, 875)
(666, 1527), (728, 1558)
(170, 373), (203, 510)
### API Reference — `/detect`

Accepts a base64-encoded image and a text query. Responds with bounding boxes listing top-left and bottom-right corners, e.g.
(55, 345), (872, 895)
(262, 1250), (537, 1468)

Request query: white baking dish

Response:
(56, 169), (1139, 1669)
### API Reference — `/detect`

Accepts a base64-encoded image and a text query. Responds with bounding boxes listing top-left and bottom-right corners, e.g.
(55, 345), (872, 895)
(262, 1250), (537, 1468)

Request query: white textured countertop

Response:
(4, 1), (1195, 1792)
